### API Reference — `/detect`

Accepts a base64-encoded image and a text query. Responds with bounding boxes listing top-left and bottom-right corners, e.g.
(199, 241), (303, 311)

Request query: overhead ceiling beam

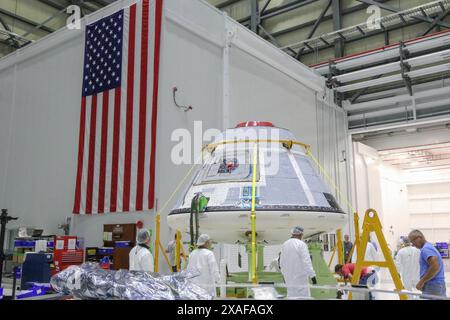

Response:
(237, 0), (319, 23)
(38, 0), (95, 14)
(0, 14), (21, 48)
(37, 0), (66, 11)
(88, 0), (118, 6)
(260, 0), (272, 16)
(356, 0), (450, 29)
(422, 6), (450, 35)
(22, 6), (67, 37)
(259, 24), (297, 56)
(79, 1), (102, 11)
(267, 1), (389, 39)
(286, 12), (447, 58)
(216, 0), (242, 9)
(296, 0), (332, 60)
(260, 0), (318, 21)
(215, 0), (391, 55)
(0, 8), (55, 34)
(250, 0), (259, 33)
(332, 0), (344, 58)
(0, 0), (114, 56)
(0, 39), (16, 46)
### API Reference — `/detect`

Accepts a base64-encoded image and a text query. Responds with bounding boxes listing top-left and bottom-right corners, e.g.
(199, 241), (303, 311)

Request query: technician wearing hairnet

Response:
(395, 236), (420, 296)
(129, 229), (154, 272)
(187, 234), (221, 297)
(280, 226), (317, 298)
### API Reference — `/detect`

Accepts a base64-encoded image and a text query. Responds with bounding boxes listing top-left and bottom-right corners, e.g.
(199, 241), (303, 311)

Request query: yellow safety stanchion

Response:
(251, 143), (258, 285)
(155, 222), (183, 271)
(154, 213), (161, 272)
(347, 212), (359, 297)
(354, 212), (360, 243)
(328, 246), (337, 269)
(336, 229), (344, 265)
(345, 212), (359, 264)
(175, 230), (182, 272)
(350, 209), (407, 300)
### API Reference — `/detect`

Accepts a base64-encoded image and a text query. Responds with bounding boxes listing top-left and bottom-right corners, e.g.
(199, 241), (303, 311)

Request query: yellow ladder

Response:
(349, 209), (407, 300)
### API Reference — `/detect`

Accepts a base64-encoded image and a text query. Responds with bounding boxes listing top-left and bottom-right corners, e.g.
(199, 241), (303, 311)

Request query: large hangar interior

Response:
(0, 0), (449, 303)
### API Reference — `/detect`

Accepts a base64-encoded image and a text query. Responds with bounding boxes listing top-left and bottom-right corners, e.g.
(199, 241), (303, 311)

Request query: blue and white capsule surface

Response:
(167, 122), (347, 244)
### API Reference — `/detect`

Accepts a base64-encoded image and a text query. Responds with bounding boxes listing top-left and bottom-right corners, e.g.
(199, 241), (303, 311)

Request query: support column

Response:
(250, 0), (260, 34)
(332, 0), (344, 58)
(336, 229), (344, 265)
(154, 213), (161, 272)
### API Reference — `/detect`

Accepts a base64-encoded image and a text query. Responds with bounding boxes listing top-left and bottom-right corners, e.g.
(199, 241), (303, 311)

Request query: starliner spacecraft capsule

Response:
(167, 122), (347, 245)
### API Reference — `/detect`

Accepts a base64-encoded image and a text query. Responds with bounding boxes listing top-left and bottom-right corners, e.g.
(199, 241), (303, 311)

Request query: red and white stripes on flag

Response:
(73, 0), (163, 214)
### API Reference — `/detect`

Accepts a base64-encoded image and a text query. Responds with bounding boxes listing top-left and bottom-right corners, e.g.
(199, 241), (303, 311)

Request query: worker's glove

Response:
(311, 277), (317, 285)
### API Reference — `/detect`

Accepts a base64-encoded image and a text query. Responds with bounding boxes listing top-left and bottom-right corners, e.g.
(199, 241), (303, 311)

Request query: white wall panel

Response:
(228, 46), (318, 148)
(1, 36), (84, 235)
(380, 166), (409, 247)
(408, 199), (431, 214)
(407, 181), (450, 243)
(153, 0), (225, 253)
(0, 66), (14, 206)
(431, 198), (450, 213)
(433, 230), (450, 243)
(410, 214), (434, 229)
(432, 215), (450, 228)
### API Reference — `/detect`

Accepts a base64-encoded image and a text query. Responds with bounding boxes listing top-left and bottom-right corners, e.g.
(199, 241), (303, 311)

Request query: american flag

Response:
(73, 0), (163, 214)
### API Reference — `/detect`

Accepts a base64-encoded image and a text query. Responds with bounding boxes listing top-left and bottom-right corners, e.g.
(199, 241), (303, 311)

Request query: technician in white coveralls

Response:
(363, 237), (381, 299)
(129, 229), (154, 272)
(280, 227), (317, 298)
(187, 234), (221, 297)
(395, 237), (420, 295)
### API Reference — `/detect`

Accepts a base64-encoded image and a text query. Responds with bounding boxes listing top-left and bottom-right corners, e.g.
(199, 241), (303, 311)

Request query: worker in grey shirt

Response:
(343, 235), (353, 263)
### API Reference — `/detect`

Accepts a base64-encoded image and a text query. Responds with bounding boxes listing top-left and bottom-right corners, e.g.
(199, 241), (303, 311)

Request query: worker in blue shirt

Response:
(408, 230), (447, 299)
